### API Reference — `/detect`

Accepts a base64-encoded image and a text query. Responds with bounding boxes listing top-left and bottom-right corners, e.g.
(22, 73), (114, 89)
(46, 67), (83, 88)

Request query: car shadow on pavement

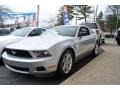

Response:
(0, 47), (104, 85)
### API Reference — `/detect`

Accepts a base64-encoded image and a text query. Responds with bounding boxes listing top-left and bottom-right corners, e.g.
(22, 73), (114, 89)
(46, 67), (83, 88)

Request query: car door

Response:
(77, 26), (93, 54)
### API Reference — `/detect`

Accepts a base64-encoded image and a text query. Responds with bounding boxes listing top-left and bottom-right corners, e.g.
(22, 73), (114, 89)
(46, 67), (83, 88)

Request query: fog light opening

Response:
(36, 67), (46, 71)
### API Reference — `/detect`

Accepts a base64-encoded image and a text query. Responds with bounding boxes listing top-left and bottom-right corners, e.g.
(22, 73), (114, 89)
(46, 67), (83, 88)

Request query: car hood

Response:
(6, 35), (73, 50)
(0, 35), (23, 43)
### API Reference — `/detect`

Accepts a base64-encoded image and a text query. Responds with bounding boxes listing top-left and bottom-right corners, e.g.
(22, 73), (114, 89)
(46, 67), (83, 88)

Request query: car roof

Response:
(81, 22), (97, 24)
(24, 27), (43, 29)
(55, 25), (88, 27)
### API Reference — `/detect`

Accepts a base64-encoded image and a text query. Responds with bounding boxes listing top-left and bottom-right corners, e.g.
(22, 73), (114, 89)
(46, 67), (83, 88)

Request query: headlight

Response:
(33, 50), (51, 57)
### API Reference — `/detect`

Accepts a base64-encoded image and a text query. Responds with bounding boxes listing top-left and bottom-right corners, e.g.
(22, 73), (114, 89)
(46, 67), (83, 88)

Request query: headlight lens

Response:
(33, 50), (51, 57)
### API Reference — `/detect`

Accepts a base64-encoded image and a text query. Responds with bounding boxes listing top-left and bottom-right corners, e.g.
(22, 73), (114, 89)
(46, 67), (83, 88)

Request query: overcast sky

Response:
(5, 5), (106, 25)
(7, 5), (61, 21)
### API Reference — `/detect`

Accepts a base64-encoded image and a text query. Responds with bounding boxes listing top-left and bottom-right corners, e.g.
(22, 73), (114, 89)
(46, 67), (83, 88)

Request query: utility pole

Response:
(95, 5), (98, 22)
(116, 9), (119, 31)
(93, 5), (98, 22)
(36, 5), (40, 27)
(75, 6), (78, 25)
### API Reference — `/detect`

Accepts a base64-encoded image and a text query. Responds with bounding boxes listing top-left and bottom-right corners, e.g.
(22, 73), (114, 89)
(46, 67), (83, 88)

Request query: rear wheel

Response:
(93, 43), (99, 56)
(57, 50), (74, 77)
(102, 40), (105, 44)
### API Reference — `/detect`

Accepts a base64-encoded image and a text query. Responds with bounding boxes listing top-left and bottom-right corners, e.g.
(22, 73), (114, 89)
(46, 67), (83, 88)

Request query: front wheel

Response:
(0, 50), (5, 64)
(57, 50), (74, 77)
(117, 41), (120, 46)
(116, 38), (120, 46)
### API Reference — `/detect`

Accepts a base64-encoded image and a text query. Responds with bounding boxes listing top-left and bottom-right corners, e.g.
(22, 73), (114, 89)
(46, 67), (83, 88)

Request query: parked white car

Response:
(2, 25), (99, 77)
(82, 22), (105, 44)
(0, 27), (46, 61)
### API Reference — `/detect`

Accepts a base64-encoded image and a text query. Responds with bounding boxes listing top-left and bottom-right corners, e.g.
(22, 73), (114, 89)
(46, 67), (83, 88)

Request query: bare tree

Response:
(74, 5), (93, 22)
(107, 5), (120, 30)
(0, 5), (11, 28)
(107, 5), (120, 15)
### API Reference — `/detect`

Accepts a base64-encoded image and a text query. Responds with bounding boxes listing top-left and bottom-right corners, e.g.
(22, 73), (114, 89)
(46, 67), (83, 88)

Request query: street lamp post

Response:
(75, 6), (78, 25)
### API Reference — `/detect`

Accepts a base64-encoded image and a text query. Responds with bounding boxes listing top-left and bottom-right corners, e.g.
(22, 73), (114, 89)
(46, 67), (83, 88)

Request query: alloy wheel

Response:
(62, 53), (73, 74)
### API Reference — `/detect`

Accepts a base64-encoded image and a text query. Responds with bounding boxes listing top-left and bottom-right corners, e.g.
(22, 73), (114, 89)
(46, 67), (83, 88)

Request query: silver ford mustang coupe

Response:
(2, 25), (99, 77)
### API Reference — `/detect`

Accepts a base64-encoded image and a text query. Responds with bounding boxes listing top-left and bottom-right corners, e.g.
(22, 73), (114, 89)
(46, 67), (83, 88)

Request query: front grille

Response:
(8, 64), (29, 72)
(5, 48), (32, 58)
(117, 31), (120, 36)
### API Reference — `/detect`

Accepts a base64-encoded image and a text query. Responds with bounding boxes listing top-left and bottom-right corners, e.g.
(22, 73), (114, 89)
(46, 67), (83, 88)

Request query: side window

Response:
(78, 27), (90, 36)
(3, 30), (10, 34)
(0, 30), (10, 35)
(28, 28), (45, 37)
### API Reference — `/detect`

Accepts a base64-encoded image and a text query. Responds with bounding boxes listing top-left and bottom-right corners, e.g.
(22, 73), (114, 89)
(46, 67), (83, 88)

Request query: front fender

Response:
(49, 40), (76, 67)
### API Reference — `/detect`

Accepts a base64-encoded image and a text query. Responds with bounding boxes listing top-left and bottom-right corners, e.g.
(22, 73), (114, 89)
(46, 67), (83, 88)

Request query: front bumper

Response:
(2, 52), (57, 75)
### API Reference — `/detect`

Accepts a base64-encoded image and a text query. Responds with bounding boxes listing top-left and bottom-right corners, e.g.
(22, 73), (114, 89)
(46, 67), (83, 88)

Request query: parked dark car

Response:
(115, 29), (120, 45)
(0, 29), (11, 36)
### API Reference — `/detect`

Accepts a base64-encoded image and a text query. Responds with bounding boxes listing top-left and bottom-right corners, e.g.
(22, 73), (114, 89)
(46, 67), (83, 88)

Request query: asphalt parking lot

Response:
(0, 38), (118, 85)
(0, 53), (101, 85)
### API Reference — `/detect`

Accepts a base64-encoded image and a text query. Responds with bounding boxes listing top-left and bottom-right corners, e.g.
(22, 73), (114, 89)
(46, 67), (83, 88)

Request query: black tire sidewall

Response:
(117, 41), (120, 45)
(116, 38), (120, 46)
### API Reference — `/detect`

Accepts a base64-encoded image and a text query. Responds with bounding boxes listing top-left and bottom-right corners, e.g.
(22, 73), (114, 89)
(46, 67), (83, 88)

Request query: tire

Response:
(101, 39), (105, 45)
(57, 50), (74, 77)
(117, 41), (120, 46)
(93, 43), (99, 56)
(0, 50), (5, 64)
(0, 58), (3, 64)
(102, 40), (105, 44)
(116, 38), (120, 46)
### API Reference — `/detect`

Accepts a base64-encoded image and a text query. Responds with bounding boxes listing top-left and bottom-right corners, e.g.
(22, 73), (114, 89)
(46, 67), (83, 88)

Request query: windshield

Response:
(42, 26), (78, 37)
(10, 28), (32, 37)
